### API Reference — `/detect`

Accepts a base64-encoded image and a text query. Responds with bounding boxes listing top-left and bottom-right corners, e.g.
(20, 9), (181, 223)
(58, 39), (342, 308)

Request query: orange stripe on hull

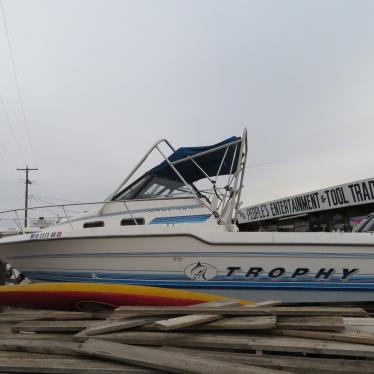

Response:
(0, 283), (223, 300)
(0, 283), (251, 310)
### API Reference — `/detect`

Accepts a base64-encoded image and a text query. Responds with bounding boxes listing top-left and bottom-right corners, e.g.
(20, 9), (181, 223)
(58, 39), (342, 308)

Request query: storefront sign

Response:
(238, 177), (374, 223)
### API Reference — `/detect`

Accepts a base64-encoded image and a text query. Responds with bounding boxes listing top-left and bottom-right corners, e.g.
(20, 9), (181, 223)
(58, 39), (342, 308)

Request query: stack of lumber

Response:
(2, 301), (374, 373)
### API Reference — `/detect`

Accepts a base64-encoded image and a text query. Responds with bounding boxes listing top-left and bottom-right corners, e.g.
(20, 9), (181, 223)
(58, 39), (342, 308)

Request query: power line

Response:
(0, 133), (18, 170)
(35, 180), (107, 190)
(0, 0), (37, 164)
(1, 193), (24, 210)
(30, 195), (55, 206)
(32, 193), (83, 204)
(0, 149), (15, 178)
(30, 196), (60, 215)
(32, 195), (83, 214)
(0, 94), (26, 165)
(246, 160), (284, 169)
(0, 106), (25, 177)
(0, 180), (23, 184)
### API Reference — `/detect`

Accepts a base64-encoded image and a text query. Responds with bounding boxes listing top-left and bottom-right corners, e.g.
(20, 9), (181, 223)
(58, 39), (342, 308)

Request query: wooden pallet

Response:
(1, 301), (374, 373)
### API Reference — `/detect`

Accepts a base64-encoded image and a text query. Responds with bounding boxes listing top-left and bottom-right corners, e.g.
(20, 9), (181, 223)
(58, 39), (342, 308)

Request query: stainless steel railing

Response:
(0, 200), (137, 233)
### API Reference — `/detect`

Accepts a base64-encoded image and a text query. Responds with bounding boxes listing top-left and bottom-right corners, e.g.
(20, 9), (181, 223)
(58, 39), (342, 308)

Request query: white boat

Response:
(1, 129), (374, 302)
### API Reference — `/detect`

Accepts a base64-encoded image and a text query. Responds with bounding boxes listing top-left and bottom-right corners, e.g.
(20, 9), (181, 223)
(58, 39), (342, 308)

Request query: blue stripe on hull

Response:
(150, 214), (211, 224)
(23, 271), (374, 292)
(23, 270), (374, 282)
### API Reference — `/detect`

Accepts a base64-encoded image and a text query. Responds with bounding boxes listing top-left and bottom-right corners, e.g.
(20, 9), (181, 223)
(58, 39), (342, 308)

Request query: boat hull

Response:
(1, 231), (374, 302)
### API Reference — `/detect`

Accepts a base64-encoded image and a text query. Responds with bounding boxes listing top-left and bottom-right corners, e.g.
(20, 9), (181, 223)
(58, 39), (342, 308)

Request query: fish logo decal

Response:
(184, 262), (218, 281)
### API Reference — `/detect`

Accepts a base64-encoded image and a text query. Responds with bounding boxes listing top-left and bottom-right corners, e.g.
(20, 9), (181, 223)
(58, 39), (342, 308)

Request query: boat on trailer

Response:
(1, 129), (374, 302)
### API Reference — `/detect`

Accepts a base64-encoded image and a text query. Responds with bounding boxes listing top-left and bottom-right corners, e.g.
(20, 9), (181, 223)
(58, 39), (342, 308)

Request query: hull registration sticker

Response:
(30, 231), (62, 240)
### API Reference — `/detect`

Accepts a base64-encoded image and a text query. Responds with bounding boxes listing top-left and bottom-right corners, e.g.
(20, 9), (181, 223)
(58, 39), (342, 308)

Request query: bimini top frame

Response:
(103, 129), (248, 231)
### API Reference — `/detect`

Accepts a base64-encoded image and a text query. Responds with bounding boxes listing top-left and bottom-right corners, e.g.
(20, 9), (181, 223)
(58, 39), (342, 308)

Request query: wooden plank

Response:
(0, 351), (80, 359)
(86, 317), (163, 336)
(276, 316), (345, 331)
(74, 330), (374, 358)
(162, 346), (374, 374)
(0, 322), (13, 333)
(154, 314), (222, 331)
(187, 299), (242, 307)
(92, 311), (113, 320)
(2, 309), (93, 317)
(344, 325), (374, 334)
(3, 308), (68, 314)
(12, 320), (94, 332)
(176, 316), (277, 331)
(112, 299), (240, 315)
(0, 333), (75, 342)
(0, 339), (81, 356)
(343, 318), (374, 334)
(272, 329), (374, 345)
(80, 338), (290, 374)
(152, 299), (240, 331)
(282, 301), (374, 307)
(102, 299), (241, 333)
(0, 312), (95, 322)
(106, 313), (152, 321)
(105, 300), (240, 322)
(246, 301), (282, 308)
(0, 357), (157, 373)
(344, 317), (374, 326)
(0, 321), (16, 327)
(0, 320), (16, 328)
(113, 306), (367, 317)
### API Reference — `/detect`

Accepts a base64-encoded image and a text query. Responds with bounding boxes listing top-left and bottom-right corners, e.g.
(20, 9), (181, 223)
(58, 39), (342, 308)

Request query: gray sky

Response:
(1, 0), (374, 220)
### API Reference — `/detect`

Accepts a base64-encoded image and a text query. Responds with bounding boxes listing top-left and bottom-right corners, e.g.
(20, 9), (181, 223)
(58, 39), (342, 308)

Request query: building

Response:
(238, 177), (374, 232)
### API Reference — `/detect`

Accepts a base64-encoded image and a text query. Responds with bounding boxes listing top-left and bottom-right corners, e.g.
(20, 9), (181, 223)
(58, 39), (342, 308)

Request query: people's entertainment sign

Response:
(238, 177), (374, 223)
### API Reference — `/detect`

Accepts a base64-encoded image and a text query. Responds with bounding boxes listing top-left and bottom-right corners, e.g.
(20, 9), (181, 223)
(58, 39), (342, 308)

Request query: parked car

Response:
(354, 213), (374, 232)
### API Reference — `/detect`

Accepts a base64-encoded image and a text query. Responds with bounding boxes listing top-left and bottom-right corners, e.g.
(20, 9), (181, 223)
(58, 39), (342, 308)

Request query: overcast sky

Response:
(1, 0), (374, 221)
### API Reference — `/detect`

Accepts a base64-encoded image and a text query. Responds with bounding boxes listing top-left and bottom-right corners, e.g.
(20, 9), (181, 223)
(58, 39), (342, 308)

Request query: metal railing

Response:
(0, 129), (248, 234)
(0, 200), (135, 234)
(0, 196), (207, 234)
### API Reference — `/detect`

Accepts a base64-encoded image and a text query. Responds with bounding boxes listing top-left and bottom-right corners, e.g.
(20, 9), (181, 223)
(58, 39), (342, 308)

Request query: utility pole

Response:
(17, 166), (38, 228)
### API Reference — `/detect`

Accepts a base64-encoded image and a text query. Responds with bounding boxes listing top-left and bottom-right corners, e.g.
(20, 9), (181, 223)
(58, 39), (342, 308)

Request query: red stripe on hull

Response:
(0, 291), (208, 310)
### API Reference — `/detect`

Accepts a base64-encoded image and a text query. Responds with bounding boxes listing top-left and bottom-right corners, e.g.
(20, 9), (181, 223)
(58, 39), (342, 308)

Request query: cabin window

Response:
(114, 175), (193, 201)
(83, 221), (105, 228)
(121, 218), (145, 226)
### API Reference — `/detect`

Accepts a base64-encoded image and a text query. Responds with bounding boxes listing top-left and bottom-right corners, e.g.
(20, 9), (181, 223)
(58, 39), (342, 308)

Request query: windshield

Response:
(114, 175), (193, 200)
(354, 216), (374, 232)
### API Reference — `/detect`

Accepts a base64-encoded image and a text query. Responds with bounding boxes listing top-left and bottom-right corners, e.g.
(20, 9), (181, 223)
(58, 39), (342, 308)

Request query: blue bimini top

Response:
(147, 136), (241, 183)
